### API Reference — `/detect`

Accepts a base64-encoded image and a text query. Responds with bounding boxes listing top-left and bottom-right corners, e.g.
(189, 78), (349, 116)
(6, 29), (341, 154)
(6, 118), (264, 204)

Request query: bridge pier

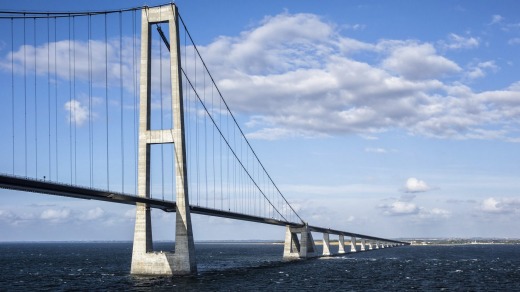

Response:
(283, 225), (317, 259)
(322, 233), (332, 256)
(338, 235), (346, 254)
(131, 4), (196, 276)
(350, 237), (357, 252)
(360, 239), (366, 251)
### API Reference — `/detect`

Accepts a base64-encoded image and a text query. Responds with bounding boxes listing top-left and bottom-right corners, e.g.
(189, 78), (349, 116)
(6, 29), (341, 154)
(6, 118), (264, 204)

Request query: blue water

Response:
(0, 242), (519, 290)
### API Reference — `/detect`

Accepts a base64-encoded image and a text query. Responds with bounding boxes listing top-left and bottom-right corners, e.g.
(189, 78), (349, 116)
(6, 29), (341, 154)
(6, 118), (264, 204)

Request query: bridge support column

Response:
(368, 241), (373, 250)
(283, 225), (317, 260)
(322, 233), (331, 256)
(350, 237), (357, 252)
(360, 239), (366, 251)
(131, 4), (196, 276)
(338, 235), (346, 254)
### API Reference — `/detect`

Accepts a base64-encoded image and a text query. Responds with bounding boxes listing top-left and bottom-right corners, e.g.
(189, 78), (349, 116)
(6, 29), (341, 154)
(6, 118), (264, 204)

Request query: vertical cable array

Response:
(175, 13), (303, 224)
(0, 6), (303, 225)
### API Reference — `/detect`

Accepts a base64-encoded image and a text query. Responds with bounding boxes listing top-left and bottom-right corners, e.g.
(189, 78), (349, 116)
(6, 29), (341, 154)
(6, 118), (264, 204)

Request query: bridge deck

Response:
(0, 174), (406, 244)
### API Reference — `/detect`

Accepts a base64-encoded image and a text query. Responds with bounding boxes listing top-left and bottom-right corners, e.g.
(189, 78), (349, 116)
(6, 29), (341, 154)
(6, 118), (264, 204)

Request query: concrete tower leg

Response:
(338, 235), (346, 254)
(322, 233), (331, 256)
(360, 239), (366, 251)
(131, 4), (196, 276)
(368, 241), (373, 250)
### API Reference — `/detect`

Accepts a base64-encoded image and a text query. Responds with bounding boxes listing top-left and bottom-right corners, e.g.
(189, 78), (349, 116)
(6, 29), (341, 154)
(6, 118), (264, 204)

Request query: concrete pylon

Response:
(338, 235), (346, 254)
(322, 233), (331, 256)
(350, 237), (357, 252)
(131, 4), (196, 275)
(368, 241), (373, 250)
(283, 225), (317, 259)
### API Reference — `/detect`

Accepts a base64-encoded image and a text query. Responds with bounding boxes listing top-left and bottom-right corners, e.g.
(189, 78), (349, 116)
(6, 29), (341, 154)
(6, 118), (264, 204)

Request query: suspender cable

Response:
(204, 69), (208, 207)
(72, 16), (77, 184)
(132, 10), (137, 196)
(68, 16), (72, 184)
(24, 15), (27, 177)
(88, 14), (93, 187)
(54, 17), (58, 181)
(195, 43), (199, 206)
(105, 13), (110, 191)
(34, 18), (38, 179)
(11, 18), (15, 175)
(119, 12), (125, 194)
(47, 15), (51, 180)
(212, 83), (216, 208)
(159, 23), (165, 201)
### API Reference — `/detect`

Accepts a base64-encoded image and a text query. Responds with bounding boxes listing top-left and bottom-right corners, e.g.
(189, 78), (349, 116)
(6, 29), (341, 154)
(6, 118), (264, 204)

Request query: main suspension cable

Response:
(177, 14), (304, 223)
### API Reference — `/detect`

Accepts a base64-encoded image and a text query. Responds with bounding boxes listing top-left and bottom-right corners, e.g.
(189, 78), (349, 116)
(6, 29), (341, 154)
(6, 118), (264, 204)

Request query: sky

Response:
(1, 0), (520, 242)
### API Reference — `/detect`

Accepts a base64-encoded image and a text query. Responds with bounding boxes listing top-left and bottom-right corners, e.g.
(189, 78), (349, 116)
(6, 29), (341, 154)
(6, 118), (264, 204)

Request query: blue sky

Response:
(1, 0), (520, 241)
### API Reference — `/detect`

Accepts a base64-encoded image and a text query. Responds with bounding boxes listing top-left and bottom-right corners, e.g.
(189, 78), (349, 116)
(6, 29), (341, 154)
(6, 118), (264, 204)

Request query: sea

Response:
(0, 242), (519, 291)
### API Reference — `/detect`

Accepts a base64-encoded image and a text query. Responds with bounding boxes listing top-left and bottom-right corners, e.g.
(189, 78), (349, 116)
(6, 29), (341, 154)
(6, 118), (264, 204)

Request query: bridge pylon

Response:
(131, 4), (196, 276)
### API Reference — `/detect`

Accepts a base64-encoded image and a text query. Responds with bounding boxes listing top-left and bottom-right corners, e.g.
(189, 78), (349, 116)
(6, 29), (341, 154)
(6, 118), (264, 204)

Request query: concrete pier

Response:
(350, 237), (357, 252)
(283, 225), (317, 259)
(338, 235), (346, 254)
(360, 239), (366, 251)
(322, 233), (331, 256)
(131, 4), (196, 276)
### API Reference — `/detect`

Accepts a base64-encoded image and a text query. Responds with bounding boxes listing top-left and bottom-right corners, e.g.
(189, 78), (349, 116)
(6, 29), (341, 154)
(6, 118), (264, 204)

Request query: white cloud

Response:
(82, 207), (105, 220)
(64, 99), (89, 126)
(379, 201), (419, 215)
(2, 38), (138, 90)
(465, 61), (498, 80)
(2, 12), (520, 143)
(404, 177), (431, 193)
(343, 23), (366, 31)
(480, 197), (520, 214)
(490, 15), (504, 25)
(192, 13), (520, 142)
(40, 208), (71, 221)
(365, 147), (388, 154)
(420, 208), (451, 219)
(381, 42), (461, 80)
(441, 33), (479, 50)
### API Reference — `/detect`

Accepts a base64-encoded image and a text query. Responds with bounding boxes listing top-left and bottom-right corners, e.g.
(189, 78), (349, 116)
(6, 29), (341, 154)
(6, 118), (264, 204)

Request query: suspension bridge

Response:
(0, 4), (408, 275)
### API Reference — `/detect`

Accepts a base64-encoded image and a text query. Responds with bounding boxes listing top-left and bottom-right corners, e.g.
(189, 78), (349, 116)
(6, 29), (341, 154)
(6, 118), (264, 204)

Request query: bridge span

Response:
(0, 3), (409, 276)
(0, 173), (408, 270)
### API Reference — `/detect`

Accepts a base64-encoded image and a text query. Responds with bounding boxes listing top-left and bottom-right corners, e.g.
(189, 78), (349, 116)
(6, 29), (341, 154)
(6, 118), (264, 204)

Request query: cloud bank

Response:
(190, 13), (520, 141)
